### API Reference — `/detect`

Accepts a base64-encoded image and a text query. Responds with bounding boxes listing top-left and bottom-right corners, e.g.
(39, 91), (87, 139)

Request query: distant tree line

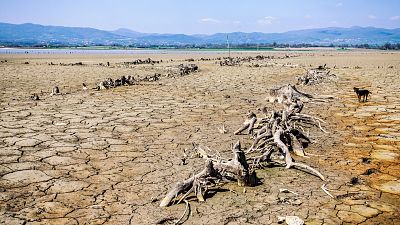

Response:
(129, 42), (400, 50)
(2, 42), (400, 50)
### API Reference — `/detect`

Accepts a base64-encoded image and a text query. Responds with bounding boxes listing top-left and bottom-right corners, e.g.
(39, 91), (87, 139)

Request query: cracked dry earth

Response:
(0, 51), (399, 225)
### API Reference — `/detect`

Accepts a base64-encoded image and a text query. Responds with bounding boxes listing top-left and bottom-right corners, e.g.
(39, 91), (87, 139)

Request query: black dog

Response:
(353, 87), (370, 102)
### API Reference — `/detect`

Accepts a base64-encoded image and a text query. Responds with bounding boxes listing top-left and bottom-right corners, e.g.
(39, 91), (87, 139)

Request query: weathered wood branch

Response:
(234, 112), (257, 135)
(247, 131), (272, 153)
(162, 83), (329, 208)
(273, 160), (325, 181)
(268, 84), (313, 103)
(289, 134), (306, 157)
(160, 141), (256, 207)
(160, 160), (218, 207)
(273, 128), (293, 169)
(297, 68), (337, 85)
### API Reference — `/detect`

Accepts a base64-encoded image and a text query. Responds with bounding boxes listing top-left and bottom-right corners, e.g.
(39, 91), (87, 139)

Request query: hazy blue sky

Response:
(0, 0), (399, 34)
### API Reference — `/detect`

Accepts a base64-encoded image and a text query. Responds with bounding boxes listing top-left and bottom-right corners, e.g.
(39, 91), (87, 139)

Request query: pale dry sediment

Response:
(0, 51), (399, 224)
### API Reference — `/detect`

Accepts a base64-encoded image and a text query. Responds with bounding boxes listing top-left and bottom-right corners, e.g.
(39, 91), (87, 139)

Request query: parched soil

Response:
(0, 51), (399, 225)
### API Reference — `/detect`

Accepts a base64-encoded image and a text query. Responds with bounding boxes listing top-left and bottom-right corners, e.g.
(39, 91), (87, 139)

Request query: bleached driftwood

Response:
(267, 84), (312, 103)
(234, 112), (257, 135)
(161, 84), (327, 208)
(160, 141), (256, 207)
(297, 68), (337, 85)
(237, 86), (325, 180)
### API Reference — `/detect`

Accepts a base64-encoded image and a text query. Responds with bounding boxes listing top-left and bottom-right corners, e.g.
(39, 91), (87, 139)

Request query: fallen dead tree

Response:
(95, 63), (200, 91)
(237, 87), (326, 179)
(160, 84), (327, 209)
(218, 55), (301, 67)
(218, 55), (268, 66)
(124, 58), (160, 65)
(179, 64), (198, 76)
(267, 84), (334, 103)
(141, 73), (161, 82)
(267, 84), (313, 103)
(219, 58), (242, 66)
(59, 62), (84, 66)
(96, 75), (136, 90)
(160, 141), (257, 207)
(297, 67), (337, 85)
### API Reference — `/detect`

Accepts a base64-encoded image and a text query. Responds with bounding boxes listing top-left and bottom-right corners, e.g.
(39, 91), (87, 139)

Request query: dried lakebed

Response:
(0, 52), (399, 224)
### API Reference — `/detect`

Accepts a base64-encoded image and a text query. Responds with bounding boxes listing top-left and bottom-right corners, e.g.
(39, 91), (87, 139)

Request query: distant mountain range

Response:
(0, 22), (399, 47)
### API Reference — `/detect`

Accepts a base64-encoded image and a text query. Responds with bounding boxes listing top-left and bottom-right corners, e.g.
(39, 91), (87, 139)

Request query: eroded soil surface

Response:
(0, 51), (399, 224)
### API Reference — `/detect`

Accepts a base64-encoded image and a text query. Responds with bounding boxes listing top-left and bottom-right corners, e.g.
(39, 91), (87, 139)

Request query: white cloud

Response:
(390, 15), (400, 20)
(199, 18), (220, 23)
(257, 16), (277, 25)
(336, 2), (343, 7)
(368, 15), (377, 19)
(304, 14), (312, 19)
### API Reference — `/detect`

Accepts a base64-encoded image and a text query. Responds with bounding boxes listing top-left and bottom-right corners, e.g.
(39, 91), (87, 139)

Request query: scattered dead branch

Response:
(179, 64), (198, 76)
(277, 216), (304, 225)
(123, 58), (160, 65)
(217, 125), (227, 134)
(161, 84), (328, 208)
(234, 112), (257, 135)
(97, 75), (136, 90)
(321, 184), (335, 199)
(267, 84), (313, 103)
(50, 86), (61, 96)
(174, 200), (190, 225)
(297, 66), (337, 85)
(239, 86), (326, 180)
(30, 93), (40, 100)
(160, 141), (256, 207)
(59, 62), (84, 66)
(96, 64), (199, 90)
(219, 58), (241, 66)
(218, 55), (296, 67)
(279, 188), (298, 195)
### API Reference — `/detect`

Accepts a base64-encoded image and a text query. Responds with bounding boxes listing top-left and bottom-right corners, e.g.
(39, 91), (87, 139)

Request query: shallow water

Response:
(0, 48), (245, 55)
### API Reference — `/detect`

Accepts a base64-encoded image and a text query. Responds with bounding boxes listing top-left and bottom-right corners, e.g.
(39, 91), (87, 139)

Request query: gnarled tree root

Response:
(160, 141), (256, 207)
(261, 160), (325, 181)
(234, 112), (257, 135)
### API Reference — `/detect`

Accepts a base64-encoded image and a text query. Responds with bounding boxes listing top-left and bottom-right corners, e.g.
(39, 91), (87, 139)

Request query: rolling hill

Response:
(0, 22), (399, 47)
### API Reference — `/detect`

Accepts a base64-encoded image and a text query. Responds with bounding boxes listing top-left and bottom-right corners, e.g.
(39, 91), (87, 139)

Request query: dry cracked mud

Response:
(0, 51), (399, 224)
